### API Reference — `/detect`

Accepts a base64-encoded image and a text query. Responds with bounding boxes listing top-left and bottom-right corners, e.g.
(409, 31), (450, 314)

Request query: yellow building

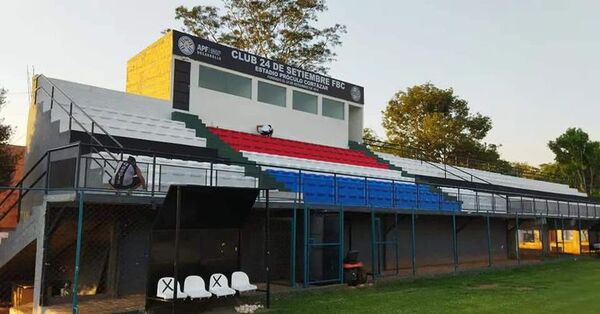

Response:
(518, 229), (589, 255)
(126, 32), (173, 101)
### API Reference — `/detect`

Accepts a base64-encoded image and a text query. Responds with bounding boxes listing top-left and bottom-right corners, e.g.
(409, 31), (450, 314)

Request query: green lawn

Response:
(268, 259), (600, 313)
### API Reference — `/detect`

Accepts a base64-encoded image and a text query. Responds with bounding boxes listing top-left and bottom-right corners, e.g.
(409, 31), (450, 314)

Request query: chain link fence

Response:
(39, 197), (153, 312)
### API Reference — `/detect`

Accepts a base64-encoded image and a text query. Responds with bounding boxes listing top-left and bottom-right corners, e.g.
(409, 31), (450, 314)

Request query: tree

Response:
(173, 0), (346, 74)
(537, 162), (572, 186)
(509, 162), (540, 179)
(362, 128), (379, 143)
(381, 83), (503, 166)
(548, 128), (600, 196)
(362, 128), (390, 153)
(0, 88), (16, 186)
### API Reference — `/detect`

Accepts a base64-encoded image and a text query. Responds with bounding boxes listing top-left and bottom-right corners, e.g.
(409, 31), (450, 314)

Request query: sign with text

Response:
(172, 30), (364, 104)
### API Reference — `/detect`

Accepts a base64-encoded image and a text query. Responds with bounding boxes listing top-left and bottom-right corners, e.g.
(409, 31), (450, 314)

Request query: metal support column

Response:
(515, 212), (521, 265)
(452, 214), (458, 272)
(560, 216), (565, 258)
(555, 219), (560, 257)
(370, 208), (377, 279)
(71, 191), (85, 314)
(265, 190), (271, 308)
(540, 217), (546, 261)
(290, 206), (297, 287)
(172, 186), (182, 313)
(395, 213), (399, 276)
(410, 211), (416, 276)
(338, 206), (344, 284)
(486, 214), (492, 267)
(302, 206), (309, 287)
(578, 216), (583, 256)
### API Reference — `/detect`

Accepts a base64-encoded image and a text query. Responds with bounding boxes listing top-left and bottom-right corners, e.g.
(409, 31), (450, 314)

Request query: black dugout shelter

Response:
(145, 185), (271, 313)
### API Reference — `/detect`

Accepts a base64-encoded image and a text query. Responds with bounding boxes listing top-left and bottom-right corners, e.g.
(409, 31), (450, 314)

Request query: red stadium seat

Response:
(208, 127), (389, 169)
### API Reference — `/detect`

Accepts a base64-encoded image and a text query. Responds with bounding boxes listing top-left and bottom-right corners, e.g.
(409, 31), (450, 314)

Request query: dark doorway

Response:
(173, 60), (191, 111)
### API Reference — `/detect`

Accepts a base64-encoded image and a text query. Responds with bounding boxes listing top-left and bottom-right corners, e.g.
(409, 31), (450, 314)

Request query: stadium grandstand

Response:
(1, 30), (599, 313)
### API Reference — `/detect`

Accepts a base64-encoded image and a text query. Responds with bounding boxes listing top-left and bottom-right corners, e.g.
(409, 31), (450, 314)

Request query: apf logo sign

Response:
(178, 36), (196, 56)
(350, 86), (362, 102)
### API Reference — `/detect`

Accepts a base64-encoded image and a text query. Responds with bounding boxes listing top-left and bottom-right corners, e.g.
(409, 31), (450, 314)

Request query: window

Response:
(258, 81), (286, 107)
(581, 230), (589, 242)
(292, 91), (317, 114)
(563, 230), (573, 241)
(322, 97), (345, 120)
(522, 230), (536, 243)
(198, 65), (251, 99)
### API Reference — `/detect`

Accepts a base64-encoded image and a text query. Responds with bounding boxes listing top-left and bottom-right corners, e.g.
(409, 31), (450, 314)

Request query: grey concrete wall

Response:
(345, 214), (509, 272)
(22, 86), (73, 220)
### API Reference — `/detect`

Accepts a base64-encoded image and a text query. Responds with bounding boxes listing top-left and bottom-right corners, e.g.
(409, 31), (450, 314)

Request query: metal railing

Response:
(35, 75), (123, 176)
(363, 139), (572, 187)
(1, 142), (600, 228)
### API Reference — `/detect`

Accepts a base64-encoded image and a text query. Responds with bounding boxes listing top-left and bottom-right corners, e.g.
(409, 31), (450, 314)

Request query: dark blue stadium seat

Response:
(265, 169), (461, 211)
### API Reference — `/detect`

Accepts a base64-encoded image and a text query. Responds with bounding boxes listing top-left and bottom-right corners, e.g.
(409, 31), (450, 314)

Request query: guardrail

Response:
(1, 142), (600, 226)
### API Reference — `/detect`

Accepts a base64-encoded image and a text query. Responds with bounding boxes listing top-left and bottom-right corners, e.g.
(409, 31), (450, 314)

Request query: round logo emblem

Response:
(178, 36), (196, 56)
(350, 86), (362, 102)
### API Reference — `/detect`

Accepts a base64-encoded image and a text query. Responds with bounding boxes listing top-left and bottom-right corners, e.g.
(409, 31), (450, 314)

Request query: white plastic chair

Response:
(183, 275), (212, 299)
(156, 277), (188, 300)
(231, 271), (257, 292)
(208, 273), (236, 297)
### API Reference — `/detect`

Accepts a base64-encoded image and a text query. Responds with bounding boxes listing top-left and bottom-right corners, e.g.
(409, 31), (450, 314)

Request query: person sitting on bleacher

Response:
(109, 156), (147, 191)
(257, 124), (273, 137)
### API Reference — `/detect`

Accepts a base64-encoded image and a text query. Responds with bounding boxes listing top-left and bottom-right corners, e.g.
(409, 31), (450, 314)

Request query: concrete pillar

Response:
(540, 219), (550, 257)
(32, 201), (47, 314)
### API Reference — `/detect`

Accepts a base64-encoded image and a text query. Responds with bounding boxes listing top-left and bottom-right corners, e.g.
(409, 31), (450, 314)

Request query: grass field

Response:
(268, 259), (600, 313)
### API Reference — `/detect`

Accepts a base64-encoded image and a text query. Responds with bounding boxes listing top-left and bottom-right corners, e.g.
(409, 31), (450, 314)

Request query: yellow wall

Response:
(550, 230), (587, 255)
(519, 229), (588, 255)
(126, 31), (173, 100)
(519, 230), (542, 250)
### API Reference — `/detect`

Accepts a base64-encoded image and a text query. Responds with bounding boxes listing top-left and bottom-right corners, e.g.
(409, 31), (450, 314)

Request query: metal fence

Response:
(1, 141), (600, 312)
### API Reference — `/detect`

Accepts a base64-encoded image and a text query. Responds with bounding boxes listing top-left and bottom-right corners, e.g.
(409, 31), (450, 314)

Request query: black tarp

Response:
(146, 185), (262, 312)
(155, 185), (259, 229)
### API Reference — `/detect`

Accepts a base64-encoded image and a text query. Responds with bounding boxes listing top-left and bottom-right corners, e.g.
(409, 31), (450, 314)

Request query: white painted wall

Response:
(182, 57), (363, 148)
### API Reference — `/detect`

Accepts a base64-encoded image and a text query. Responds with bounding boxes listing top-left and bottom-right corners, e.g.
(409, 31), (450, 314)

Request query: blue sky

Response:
(1, 0), (599, 165)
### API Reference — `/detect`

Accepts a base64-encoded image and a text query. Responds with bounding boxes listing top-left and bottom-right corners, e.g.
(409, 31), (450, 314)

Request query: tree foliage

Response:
(173, 0), (346, 74)
(508, 162), (537, 179)
(0, 88), (16, 186)
(362, 128), (391, 153)
(547, 128), (600, 196)
(381, 83), (505, 167)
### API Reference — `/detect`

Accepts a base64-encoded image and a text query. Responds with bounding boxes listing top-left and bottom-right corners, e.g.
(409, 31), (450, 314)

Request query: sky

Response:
(1, 0), (599, 166)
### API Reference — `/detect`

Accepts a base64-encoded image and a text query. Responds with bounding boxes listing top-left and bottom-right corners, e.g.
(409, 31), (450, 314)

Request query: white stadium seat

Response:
(209, 273), (236, 297)
(183, 275), (212, 299)
(87, 152), (257, 190)
(37, 78), (208, 148)
(231, 271), (257, 293)
(61, 108), (207, 147)
(156, 277), (187, 300)
(242, 151), (414, 183)
(377, 152), (585, 197)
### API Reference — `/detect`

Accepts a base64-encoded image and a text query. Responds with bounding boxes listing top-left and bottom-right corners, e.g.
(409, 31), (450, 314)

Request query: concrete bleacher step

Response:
(41, 100), (207, 148)
(247, 152), (414, 182)
(87, 152), (257, 190)
(377, 152), (585, 197)
(171, 111), (286, 191)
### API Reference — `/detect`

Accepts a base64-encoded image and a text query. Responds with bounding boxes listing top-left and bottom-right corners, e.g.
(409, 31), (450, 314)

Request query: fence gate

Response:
(303, 206), (344, 287)
(371, 211), (399, 277)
